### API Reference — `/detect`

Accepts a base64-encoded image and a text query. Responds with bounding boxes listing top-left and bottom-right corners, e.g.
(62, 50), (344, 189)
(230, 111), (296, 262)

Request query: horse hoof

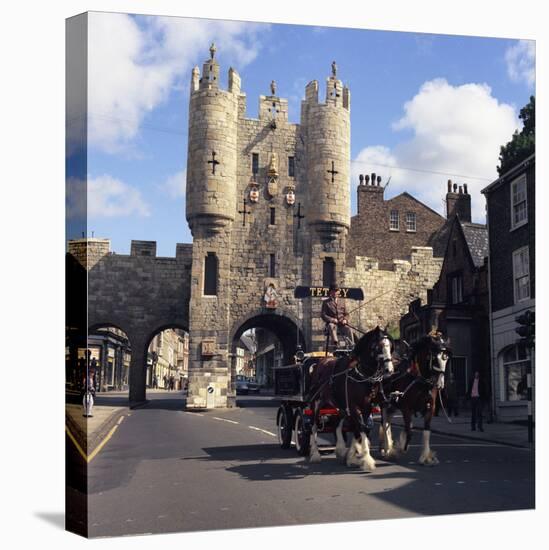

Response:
(309, 452), (322, 464)
(361, 457), (376, 472)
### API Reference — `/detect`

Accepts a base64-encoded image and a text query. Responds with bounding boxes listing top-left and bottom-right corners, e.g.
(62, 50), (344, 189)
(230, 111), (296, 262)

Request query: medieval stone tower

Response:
(185, 46), (351, 408)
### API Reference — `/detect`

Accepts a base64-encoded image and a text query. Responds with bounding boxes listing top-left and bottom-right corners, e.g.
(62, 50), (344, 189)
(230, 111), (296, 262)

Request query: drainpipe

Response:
(484, 200), (497, 422)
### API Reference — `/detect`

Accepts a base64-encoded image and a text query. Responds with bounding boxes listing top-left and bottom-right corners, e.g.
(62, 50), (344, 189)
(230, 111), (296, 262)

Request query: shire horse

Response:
(378, 333), (452, 466)
(307, 326), (394, 471)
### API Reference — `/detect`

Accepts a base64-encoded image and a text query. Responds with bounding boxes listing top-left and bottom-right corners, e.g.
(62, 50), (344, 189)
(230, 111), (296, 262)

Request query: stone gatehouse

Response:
(74, 46), (463, 408)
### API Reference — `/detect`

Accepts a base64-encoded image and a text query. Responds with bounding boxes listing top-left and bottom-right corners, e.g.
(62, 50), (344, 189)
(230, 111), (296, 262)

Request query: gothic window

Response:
(513, 246), (530, 303)
(390, 210), (399, 231)
(405, 212), (416, 232)
(511, 174), (527, 229)
(252, 153), (259, 176)
(323, 257), (335, 287)
(269, 253), (276, 277)
(204, 252), (218, 296)
(270, 207), (276, 225)
(288, 156), (295, 177)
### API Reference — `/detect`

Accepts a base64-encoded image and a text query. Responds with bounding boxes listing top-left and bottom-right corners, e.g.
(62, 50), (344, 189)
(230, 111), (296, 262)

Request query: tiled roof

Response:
(460, 222), (488, 267)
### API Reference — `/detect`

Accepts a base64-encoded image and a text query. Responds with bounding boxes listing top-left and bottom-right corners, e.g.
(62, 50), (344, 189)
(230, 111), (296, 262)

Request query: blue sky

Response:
(77, 13), (535, 256)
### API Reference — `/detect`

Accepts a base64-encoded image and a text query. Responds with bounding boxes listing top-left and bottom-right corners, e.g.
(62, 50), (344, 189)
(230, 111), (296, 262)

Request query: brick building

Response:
(481, 154), (535, 421)
(349, 174), (446, 266)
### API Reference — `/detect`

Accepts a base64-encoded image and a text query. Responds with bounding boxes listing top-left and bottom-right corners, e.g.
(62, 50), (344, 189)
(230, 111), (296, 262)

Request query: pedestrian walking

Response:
(153, 374), (158, 389)
(169, 375), (175, 391)
(468, 371), (487, 431)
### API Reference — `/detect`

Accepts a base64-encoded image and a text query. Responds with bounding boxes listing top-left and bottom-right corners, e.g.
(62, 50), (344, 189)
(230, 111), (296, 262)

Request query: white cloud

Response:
(159, 169), (186, 199)
(88, 174), (150, 217)
(505, 40), (535, 87)
(352, 79), (520, 222)
(88, 13), (269, 153)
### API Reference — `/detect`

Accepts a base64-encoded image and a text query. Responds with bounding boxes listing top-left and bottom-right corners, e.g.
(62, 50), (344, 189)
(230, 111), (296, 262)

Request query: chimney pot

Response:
(359, 174), (364, 185)
(447, 180), (452, 192)
(376, 175), (382, 186)
(453, 183), (458, 192)
(365, 174), (370, 185)
(371, 173), (376, 186)
(463, 183), (468, 194)
(458, 185), (463, 194)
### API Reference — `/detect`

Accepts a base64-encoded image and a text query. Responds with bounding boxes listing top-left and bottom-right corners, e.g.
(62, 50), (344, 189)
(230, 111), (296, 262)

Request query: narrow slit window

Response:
(269, 254), (276, 277)
(204, 252), (218, 296)
(270, 207), (276, 225)
(288, 156), (295, 177)
(323, 257), (335, 288)
(252, 153), (259, 176)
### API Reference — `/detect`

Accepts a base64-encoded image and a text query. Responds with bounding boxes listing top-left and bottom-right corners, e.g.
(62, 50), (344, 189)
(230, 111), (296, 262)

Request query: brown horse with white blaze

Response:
(378, 334), (452, 466)
(307, 326), (394, 471)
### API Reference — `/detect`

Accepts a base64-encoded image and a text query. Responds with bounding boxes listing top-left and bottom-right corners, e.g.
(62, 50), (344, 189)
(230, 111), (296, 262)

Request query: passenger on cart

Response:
(321, 284), (355, 350)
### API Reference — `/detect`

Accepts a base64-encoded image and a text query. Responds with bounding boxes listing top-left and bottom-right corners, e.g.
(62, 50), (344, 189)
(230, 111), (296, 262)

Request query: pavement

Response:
(395, 414), (532, 449)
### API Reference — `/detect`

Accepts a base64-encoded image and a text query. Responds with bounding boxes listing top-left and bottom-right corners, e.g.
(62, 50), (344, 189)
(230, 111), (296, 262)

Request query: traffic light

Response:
(515, 310), (535, 348)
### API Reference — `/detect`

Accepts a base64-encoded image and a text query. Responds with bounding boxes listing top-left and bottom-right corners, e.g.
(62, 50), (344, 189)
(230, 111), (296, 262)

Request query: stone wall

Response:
(74, 239), (193, 405)
(344, 246), (443, 331)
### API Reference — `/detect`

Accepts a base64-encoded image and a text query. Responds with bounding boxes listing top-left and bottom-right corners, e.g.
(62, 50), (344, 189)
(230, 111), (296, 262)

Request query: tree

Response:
(497, 96), (535, 175)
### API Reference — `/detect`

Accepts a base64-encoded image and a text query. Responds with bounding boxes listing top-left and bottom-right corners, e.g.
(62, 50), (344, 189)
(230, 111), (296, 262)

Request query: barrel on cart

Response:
(274, 352), (348, 456)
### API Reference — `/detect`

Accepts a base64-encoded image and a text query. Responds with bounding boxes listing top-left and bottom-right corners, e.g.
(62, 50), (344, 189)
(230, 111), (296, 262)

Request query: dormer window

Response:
(390, 210), (399, 231)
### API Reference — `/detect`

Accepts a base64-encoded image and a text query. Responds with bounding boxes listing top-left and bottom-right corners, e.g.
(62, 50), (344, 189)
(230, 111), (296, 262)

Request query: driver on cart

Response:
(321, 284), (355, 350)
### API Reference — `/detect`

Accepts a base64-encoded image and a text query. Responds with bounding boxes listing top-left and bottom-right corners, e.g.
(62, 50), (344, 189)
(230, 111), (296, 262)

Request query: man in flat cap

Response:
(321, 284), (354, 349)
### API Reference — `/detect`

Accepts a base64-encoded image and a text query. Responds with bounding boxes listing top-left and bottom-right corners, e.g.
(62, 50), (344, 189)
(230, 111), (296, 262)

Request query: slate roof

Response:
(460, 222), (488, 268)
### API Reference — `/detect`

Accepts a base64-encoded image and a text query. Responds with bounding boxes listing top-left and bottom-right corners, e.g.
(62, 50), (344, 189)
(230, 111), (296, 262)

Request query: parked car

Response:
(246, 377), (260, 394)
(236, 375), (249, 395)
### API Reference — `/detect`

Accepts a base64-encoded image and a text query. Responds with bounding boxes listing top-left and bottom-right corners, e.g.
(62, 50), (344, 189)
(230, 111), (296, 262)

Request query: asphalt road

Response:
(76, 392), (534, 537)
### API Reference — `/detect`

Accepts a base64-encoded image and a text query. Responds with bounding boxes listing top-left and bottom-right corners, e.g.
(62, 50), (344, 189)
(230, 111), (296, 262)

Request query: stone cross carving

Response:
(327, 161), (339, 183)
(294, 202), (305, 229)
(270, 80), (277, 96)
(238, 198), (251, 227)
(207, 151), (220, 175)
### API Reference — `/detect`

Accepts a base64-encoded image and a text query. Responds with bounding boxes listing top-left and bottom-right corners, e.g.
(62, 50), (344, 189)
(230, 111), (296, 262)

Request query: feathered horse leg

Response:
(419, 389), (439, 466)
(309, 399), (322, 464)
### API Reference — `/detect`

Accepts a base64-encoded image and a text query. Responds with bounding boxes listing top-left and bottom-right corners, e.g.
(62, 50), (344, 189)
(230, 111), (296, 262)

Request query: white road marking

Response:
(183, 411), (204, 417)
(249, 426), (277, 437)
(213, 417), (239, 425)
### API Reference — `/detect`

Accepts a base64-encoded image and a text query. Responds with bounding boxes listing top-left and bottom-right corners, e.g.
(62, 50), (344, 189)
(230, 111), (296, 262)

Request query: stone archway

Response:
(229, 308), (306, 400)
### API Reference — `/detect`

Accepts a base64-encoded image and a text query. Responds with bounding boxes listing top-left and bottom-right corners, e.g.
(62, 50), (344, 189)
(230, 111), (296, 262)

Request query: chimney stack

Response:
(357, 172), (384, 214)
(445, 180), (471, 222)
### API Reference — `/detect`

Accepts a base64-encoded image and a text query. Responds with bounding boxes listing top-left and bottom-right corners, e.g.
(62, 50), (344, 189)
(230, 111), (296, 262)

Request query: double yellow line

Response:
(66, 415), (125, 463)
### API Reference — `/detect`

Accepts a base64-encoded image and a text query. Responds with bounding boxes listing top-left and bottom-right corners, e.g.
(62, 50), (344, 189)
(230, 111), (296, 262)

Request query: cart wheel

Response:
(277, 406), (292, 449)
(294, 411), (311, 456)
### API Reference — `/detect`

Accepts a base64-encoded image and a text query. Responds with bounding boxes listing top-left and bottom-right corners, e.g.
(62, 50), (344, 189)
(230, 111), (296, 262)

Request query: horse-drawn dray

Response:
(272, 285), (453, 470)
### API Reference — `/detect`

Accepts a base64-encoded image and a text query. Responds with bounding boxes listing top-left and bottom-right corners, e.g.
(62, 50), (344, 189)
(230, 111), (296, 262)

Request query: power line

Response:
(89, 111), (494, 182)
(350, 159), (492, 182)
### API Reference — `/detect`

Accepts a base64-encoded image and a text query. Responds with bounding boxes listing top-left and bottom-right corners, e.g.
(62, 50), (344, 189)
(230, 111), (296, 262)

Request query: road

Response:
(72, 392), (534, 537)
